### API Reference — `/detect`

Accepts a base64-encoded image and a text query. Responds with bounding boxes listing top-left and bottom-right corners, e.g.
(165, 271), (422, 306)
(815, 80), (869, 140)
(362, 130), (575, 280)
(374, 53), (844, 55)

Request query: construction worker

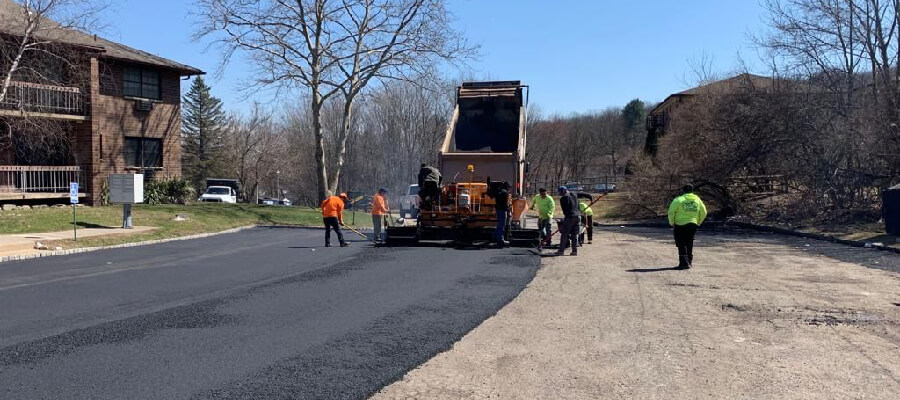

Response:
(556, 186), (581, 256)
(668, 184), (707, 269)
(530, 188), (555, 245)
(371, 188), (389, 243)
(579, 201), (594, 244)
(418, 163), (442, 210)
(492, 181), (511, 247)
(321, 191), (349, 247)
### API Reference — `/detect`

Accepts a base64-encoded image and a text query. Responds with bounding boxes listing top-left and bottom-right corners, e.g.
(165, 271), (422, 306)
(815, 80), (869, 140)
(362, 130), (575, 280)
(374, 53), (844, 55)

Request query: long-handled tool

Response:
(343, 224), (379, 244)
(543, 192), (609, 245)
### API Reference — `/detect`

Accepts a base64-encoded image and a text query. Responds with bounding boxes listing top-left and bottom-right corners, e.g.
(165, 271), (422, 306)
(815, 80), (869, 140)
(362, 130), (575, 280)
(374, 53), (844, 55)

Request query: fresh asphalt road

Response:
(0, 227), (539, 399)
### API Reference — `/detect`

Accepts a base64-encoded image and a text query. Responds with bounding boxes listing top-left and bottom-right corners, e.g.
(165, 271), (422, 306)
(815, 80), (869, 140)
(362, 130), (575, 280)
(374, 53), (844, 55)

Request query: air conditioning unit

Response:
(134, 100), (153, 111)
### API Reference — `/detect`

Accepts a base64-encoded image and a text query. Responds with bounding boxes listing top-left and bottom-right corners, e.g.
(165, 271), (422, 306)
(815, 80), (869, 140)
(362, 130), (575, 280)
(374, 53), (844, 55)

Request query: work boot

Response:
(340, 242), (350, 247)
(570, 251), (578, 256)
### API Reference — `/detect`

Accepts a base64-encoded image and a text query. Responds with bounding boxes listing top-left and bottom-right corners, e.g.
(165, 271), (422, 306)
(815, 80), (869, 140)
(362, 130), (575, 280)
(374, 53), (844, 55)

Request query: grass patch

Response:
(796, 222), (898, 249)
(524, 192), (632, 220)
(0, 203), (375, 250)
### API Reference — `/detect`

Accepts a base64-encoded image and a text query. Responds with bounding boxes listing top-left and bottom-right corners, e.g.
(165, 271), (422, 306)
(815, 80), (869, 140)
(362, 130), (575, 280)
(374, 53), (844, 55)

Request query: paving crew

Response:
(492, 181), (511, 247)
(417, 163), (442, 210)
(668, 184), (707, 269)
(579, 200), (594, 245)
(556, 186), (581, 256)
(321, 191), (349, 248)
(530, 188), (555, 245)
(371, 188), (390, 243)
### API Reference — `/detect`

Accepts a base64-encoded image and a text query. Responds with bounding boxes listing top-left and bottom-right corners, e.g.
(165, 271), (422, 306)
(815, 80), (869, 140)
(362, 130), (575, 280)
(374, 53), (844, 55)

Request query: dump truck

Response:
(386, 81), (540, 246)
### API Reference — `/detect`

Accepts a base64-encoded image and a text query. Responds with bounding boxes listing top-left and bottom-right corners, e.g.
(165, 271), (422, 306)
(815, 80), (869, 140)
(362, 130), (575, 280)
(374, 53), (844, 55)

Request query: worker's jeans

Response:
(558, 216), (580, 252)
(673, 223), (699, 266)
(537, 218), (552, 242)
(323, 217), (345, 245)
(494, 210), (508, 242)
(579, 215), (593, 244)
(420, 181), (440, 210)
(372, 214), (385, 242)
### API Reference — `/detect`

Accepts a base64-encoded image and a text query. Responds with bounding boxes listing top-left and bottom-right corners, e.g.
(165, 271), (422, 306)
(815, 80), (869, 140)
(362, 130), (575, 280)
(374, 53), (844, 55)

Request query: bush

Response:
(144, 177), (196, 205)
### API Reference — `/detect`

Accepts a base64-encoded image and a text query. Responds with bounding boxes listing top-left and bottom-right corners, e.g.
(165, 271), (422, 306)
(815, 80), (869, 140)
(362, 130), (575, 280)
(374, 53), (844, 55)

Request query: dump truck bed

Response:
(386, 81), (538, 247)
(439, 81), (526, 189)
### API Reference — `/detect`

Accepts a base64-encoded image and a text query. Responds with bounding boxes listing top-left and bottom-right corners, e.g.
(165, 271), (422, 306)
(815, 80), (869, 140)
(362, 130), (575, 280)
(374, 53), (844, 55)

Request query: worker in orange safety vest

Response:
(321, 191), (349, 247)
(371, 188), (390, 243)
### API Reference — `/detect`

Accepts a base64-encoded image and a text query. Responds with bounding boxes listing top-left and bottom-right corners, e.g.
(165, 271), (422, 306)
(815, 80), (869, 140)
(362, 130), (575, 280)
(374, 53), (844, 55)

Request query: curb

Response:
(725, 221), (900, 255)
(0, 225), (259, 264)
(595, 220), (900, 255)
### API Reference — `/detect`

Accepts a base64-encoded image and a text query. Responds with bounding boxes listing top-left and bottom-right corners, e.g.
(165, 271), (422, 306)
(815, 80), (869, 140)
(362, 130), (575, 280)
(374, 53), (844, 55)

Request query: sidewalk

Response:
(372, 227), (900, 399)
(0, 226), (157, 258)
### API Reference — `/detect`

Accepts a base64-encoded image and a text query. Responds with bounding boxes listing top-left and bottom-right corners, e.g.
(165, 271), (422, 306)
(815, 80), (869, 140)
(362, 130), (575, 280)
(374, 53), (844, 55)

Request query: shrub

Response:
(144, 177), (196, 205)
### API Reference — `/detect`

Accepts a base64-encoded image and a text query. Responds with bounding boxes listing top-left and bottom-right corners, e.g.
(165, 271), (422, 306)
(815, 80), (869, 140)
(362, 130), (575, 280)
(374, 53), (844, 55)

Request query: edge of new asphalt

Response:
(597, 219), (900, 255)
(0, 225), (269, 264)
(0, 224), (402, 264)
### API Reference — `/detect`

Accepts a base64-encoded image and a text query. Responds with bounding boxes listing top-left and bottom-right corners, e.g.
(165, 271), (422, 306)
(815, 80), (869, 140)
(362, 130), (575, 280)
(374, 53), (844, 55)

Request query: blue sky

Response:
(97, 0), (768, 115)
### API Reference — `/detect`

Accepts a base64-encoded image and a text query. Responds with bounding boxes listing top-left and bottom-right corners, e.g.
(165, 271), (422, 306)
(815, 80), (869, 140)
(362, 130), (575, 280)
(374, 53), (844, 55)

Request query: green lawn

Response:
(0, 203), (374, 249)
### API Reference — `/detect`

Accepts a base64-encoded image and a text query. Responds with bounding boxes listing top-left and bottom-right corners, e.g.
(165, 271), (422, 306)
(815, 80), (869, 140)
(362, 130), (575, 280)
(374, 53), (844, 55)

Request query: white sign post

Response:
(69, 182), (79, 241)
(108, 174), (144, 229)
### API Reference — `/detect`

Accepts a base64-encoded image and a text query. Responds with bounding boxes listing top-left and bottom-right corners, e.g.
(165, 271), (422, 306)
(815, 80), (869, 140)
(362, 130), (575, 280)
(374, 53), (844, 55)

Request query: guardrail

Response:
(0, 81), (84, 115)
(0, 166), (82, 194)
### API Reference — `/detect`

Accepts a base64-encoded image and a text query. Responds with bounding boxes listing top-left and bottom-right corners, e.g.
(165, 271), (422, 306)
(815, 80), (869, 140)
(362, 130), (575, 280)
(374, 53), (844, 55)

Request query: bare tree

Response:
(222, 103), (284, 202)
(195, 0), (474, 201)
(0, 0), (105, 103)
(0, 0), (105, 165)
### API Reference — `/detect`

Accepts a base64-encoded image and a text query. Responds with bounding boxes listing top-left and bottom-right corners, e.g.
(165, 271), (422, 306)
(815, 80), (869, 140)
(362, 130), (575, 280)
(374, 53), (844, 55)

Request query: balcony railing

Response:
(0, 166), (83, 197)
(0, 81), (84, 116)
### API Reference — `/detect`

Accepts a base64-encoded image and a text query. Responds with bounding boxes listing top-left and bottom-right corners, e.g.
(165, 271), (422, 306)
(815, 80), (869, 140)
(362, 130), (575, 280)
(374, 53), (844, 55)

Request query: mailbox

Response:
(109, 174), (144, 204)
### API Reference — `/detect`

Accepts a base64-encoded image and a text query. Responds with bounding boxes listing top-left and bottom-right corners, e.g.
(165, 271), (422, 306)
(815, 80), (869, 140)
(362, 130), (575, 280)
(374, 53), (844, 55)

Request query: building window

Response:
(123, 67), (160, 100)
(124, 137), (162, 168)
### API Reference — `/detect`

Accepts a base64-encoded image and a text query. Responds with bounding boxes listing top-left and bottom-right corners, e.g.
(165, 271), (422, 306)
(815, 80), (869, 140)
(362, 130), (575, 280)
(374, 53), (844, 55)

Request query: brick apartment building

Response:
(0, 0), (202, 205)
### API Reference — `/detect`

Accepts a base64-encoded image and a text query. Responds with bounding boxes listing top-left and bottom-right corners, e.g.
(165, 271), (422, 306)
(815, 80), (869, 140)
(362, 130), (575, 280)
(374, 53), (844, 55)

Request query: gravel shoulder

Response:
(373, 226), (900, 399)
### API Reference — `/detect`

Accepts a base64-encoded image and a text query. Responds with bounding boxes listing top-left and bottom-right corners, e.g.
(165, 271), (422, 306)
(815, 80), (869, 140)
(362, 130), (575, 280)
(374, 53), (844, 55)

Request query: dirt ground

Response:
(372, 226), (900, 399)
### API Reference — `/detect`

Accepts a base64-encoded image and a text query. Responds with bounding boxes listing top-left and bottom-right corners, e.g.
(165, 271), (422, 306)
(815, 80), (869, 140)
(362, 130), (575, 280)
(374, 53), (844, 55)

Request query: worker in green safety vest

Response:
(530, 188), (555, 245)
(579, 201), (594, 244)
(668, 184), (708, 269)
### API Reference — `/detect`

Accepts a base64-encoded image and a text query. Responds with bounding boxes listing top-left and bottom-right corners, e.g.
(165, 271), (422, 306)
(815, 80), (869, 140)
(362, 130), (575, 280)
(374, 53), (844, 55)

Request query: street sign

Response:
(69, 182), (79, 204)
(69, 182), (79, 241)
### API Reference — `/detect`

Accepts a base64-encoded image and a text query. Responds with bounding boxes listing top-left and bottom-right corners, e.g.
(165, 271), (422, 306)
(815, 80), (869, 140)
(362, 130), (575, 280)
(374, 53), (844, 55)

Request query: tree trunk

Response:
(0, 18), (35, 104)
(328, 98), (354, 193)
(312, 95), (328, 202)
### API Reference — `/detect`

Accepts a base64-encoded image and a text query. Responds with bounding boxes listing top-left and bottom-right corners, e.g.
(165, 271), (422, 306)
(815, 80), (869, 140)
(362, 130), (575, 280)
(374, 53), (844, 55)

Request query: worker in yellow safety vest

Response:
(667, 184), (707, 269)
(578, 201), (594, 244)
(530, 188), (555, 245)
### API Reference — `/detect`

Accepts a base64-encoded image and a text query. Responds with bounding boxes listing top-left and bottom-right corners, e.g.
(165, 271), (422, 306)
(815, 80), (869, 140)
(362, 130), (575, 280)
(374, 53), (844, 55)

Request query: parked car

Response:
(564, 182), (585, 192)
(399, 184), (420, 219)
(198, 186), (237, 203)
(593, 183), (617, 192)
(258, 197), (291, 206)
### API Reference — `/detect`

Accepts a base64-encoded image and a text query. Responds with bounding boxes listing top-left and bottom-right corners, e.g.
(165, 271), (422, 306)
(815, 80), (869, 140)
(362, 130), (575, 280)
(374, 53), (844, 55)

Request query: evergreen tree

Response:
(182, 77), (227, 191)
(622, 98), (646, 133)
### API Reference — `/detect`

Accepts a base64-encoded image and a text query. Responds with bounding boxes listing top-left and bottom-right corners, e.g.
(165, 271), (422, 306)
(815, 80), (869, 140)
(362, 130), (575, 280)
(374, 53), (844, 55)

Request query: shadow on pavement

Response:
(626, 266), (683, 273)
(611, 225), (900, 274)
